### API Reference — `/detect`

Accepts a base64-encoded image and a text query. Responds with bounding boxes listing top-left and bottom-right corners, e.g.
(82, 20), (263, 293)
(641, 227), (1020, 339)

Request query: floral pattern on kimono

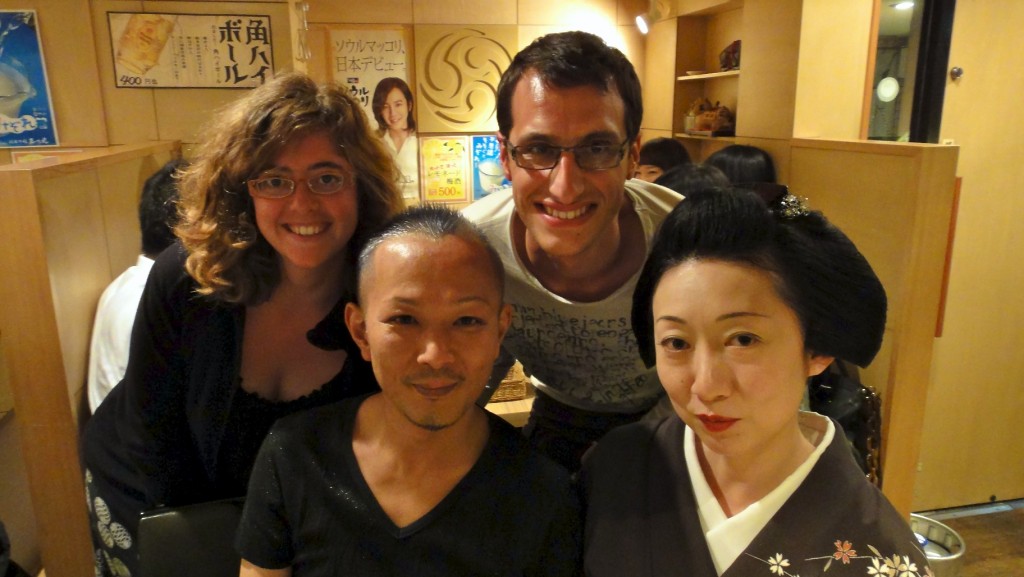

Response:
(580, 415), (931, 577)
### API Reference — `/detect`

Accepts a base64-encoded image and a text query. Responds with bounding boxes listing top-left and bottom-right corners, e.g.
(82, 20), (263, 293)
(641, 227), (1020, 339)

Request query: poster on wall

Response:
(326, 26), (412, 123)
(470, 134), (510, 200)
(326, 26), (418, 202)
(108, 12), (273, 88)
(0, 11), (58, 148)
(420, 135), (469, 204)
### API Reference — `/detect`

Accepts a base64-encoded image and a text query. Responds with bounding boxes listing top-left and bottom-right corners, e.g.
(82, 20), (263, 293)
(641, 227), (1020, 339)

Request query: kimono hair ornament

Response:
(774, 193), (810, 219)
(736, 182), (809, 218)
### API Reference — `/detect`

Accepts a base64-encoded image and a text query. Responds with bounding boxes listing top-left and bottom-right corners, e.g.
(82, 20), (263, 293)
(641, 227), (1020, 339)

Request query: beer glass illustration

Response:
(115, 14), (176, 76)
(477, 159), (506, 194)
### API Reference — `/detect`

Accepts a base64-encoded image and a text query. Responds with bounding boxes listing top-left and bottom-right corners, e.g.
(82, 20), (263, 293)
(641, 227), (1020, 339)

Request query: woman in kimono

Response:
(580, 188), (931, 577)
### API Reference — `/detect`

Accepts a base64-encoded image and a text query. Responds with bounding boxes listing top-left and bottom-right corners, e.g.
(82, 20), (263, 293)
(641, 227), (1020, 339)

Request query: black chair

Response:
(137, 497), (244, 577)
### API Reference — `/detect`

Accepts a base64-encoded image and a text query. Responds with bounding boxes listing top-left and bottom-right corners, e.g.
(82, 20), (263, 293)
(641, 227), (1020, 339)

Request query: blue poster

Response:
(0, 11), (57, 147)
(471, 134), (510, 200)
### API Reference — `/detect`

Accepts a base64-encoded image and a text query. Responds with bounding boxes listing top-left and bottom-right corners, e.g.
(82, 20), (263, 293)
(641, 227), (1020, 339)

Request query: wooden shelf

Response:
(674, 132), (737, 142)
(676, 69), (740, 81)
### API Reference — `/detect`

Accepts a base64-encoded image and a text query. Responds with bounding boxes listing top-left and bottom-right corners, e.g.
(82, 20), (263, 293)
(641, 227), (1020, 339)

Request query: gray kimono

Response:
(580, 416), (930, 577)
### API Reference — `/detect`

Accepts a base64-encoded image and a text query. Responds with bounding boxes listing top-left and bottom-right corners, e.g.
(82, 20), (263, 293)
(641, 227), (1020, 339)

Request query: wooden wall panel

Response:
(914, 0), (1024, 510)
(641, 14), (678, 134)
(0, 166), (95, 577)
(96, 156), (162, 276)
(736, 0), (801, 139)
(414, 0), (517, 25)
(789, 139), (959, 516)
(517, 0), (616, 26)
(308, 0), (412, 24)
(676, 0), (741, 14)
(37, 171), (111, 402)
(0, 141), (179, 577)
(793, 0), (874, 139)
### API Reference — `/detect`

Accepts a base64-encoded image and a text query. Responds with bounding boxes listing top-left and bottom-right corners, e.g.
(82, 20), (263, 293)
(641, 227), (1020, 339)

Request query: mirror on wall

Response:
(867, 0), (955, 143)
(867, 1), (922, 141)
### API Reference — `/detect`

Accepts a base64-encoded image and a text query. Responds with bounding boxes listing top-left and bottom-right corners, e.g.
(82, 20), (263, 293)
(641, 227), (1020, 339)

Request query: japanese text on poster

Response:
(0, 11), (58, 147)
(328, 27), (409, 123)
(421, 136), (469, 203)
(471, 134), (510, 200)
(108, 12), (273, 88)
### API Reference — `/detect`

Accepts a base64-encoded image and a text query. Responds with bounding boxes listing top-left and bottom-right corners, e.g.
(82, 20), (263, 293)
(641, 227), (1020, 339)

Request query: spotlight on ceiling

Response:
(636, 14), (649, 35)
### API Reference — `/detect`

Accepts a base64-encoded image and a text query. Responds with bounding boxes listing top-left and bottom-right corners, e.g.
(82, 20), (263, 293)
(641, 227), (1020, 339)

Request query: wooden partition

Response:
(788, 138), (959, 516)
(0, 141), (180, 577)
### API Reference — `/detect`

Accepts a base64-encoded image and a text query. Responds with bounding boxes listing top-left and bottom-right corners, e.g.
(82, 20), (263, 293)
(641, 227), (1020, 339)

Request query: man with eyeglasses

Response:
(463, 31), (683, 471)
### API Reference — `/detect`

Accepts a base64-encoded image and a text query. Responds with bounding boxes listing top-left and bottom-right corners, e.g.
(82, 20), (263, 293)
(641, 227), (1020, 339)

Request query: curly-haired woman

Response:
(82, 72), (404, 576)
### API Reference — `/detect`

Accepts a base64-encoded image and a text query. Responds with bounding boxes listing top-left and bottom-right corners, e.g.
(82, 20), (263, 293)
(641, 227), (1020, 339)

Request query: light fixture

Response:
(636, 1), (667, 35)
(891, 1), (915, 10)
(877, 77), (900, 102)
(635, 14), (649, 35)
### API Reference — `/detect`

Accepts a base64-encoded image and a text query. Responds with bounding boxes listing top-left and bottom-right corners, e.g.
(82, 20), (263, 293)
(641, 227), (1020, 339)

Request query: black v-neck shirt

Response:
(237, 395), (582, 576)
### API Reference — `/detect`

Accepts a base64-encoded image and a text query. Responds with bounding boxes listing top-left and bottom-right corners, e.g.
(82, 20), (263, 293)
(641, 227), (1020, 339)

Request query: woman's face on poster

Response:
(382, 87), (410, 131)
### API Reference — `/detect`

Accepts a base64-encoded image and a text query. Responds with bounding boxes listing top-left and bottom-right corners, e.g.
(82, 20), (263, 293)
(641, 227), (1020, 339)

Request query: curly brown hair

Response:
(175, 72), (405, 305)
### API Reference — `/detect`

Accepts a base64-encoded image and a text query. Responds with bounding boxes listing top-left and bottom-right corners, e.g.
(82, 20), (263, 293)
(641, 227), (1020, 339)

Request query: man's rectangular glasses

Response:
(506, 138), (630, 171)
(247, 172), (350, 199)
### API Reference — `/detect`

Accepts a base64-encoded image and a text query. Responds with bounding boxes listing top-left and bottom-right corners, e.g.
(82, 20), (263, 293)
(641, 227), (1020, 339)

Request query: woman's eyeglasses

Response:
(247, 172), (351, 199)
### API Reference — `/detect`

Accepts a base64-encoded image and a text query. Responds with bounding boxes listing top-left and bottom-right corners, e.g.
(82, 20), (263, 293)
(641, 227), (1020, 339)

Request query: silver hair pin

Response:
(776, 193), (810, 219)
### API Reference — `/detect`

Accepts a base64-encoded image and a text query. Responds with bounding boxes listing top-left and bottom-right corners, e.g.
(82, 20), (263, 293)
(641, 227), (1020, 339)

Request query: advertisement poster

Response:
(0, 11), (58, 147)
(470, 134), (509, 200)
(327, 26), (411, 122)
(108, 12), (273, 88)
(420, 136), (469, 204)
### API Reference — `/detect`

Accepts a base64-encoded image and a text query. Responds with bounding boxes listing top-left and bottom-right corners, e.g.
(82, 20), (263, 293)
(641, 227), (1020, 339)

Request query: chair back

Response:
(138, 497), (244, 577)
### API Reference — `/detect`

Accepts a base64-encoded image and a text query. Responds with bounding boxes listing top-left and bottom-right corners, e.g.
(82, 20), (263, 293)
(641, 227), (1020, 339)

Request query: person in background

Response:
(237, 206), (580, 576)
(463, 31), (683, 472)
(81, 72), (404, 577)
(372, 77), (419, 202)
(653, 162), (730, 198)
(634, 136), (691, 182)
(704, 143), (777, 185)
(581, 189), (930, 576)
(86, 158), (185, 414)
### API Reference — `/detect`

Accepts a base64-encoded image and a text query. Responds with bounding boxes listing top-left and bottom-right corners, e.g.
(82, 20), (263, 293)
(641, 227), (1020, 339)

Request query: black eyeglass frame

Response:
(505, 137), (633, 171)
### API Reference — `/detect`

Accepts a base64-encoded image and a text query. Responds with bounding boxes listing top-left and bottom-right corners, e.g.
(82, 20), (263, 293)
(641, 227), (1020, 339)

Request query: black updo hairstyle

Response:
(631, 188), (887, 368)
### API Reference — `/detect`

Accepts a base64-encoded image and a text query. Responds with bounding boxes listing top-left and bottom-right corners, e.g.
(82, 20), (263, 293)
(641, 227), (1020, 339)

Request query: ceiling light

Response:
(635, 15), (649, 35)
(892, 2), (915, 10)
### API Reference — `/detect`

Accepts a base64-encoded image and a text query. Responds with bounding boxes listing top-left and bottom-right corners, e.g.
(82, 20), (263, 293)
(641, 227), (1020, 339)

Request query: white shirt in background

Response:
(87, 255), (154, 413)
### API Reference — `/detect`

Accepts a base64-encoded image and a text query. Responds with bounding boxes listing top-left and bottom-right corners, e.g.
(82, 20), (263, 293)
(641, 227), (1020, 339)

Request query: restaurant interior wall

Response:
(0, 0), (1020, 574)
(913, 0), (1024, 511)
